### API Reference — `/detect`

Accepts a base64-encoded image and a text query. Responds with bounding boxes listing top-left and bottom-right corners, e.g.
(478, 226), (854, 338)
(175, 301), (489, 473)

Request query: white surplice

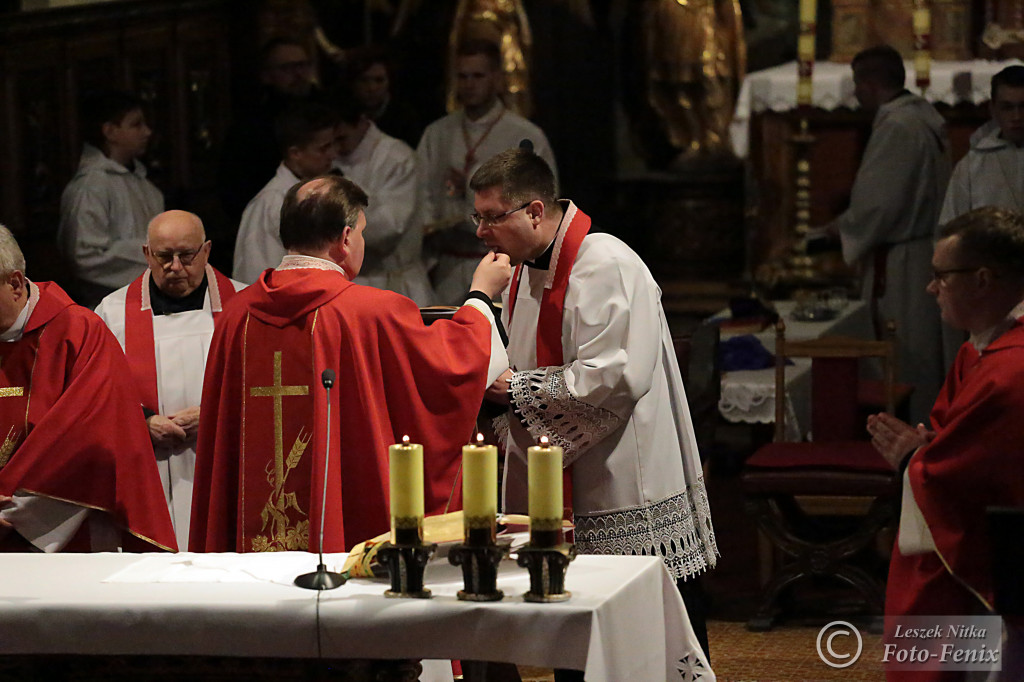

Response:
(416, 101), (558, 304)
(837, 92), (952, 423)
(940, 120), (1024, 222)
(233, 162), (300, 284)
(496, 205), (718, 580)
(95, 270), (246, 550)
(58, 144), (164, 290)
(333, 122), (435, 306)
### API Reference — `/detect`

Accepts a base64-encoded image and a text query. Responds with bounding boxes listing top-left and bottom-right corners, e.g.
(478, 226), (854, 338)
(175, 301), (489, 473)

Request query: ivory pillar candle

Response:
(528, 436), (563, 547)
(462, 434), (498, 544)
(797, 0), (816, 107)
(389, 436), (424, 544)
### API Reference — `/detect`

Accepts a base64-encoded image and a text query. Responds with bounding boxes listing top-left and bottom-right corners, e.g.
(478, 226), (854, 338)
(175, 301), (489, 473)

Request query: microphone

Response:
(519, 138), (534, 153)
(294, 368), (346, 590)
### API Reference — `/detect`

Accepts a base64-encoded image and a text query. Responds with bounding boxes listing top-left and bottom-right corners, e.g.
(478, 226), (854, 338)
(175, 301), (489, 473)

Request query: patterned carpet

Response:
(517, 620), (885, 681)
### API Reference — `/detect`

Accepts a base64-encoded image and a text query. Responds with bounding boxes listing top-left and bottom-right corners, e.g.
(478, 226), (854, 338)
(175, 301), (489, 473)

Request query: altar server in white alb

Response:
(472, 147), (718, 667)
(233, 102), (338, 283)
(332, 99), (434, 306)
(940, 65), (1024, 223)
(96, 210), (245, 549)
(828, 45), (951, 423)
(417, 39), (557, 304)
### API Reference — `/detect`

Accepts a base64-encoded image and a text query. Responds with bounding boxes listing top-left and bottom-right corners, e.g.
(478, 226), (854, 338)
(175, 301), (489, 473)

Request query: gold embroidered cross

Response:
(250, 351), (309, 486)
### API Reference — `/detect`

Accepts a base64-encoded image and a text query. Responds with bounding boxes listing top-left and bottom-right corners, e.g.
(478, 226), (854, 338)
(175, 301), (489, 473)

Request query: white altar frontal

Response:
(0, 550), (713, 682)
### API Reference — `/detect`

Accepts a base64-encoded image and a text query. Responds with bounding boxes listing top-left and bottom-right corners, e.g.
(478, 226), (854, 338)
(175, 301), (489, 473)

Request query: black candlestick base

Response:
(294, 563), (347, 590)
(516, 543), (576, 602)
(448, 541), (506, 601)
(377, 540), (437, 598)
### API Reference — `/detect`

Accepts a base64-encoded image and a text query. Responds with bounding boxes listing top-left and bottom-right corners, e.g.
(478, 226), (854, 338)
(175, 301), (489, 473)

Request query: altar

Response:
(0, 550), (713, 682)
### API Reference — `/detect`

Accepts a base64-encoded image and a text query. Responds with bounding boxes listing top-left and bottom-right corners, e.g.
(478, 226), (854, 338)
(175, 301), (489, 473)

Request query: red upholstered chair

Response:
(740, 319), (902, 631)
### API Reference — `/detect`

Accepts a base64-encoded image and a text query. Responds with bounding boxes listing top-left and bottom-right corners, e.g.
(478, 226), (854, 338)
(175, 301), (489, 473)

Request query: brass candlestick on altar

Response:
(449, 435), (505, 601)
(379, 438), (436, 598)
(516, 437), (575, 603)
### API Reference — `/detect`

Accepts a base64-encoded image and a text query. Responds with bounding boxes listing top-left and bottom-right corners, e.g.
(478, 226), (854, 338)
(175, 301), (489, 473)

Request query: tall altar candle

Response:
(797, 0), (816, 107)
(389, 435), (424, 544)
(528, 436), (563, 548)
(462, 433), (498, 545)
(913, 1), (932, 92)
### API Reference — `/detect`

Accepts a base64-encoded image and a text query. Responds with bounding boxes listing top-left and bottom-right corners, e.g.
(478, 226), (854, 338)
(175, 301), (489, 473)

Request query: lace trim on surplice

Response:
(508, 364), (621, 465)
(574, 486), (719, 581)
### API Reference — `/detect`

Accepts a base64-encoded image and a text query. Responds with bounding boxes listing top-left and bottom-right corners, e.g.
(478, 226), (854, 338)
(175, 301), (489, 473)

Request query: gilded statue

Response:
(625, 0), (746, 166)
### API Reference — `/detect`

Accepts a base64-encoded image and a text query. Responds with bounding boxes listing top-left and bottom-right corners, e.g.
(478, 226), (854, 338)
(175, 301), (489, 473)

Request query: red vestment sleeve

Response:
(0, 283), (176, 552)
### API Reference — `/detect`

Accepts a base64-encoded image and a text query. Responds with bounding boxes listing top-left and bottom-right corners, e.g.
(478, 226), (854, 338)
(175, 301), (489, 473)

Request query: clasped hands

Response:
(867, 412), (935, 469)
(147, 406), (200, 446)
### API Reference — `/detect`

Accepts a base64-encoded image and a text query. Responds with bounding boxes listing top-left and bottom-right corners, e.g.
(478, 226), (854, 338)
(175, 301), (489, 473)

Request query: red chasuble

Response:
(190, 267), (492, 552)
(0, 282), (176, 552)
(886, 320), (1024, 621)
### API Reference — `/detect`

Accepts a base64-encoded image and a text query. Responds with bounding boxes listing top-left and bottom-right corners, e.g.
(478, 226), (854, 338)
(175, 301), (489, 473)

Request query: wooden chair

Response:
(740, 319), (902, 631)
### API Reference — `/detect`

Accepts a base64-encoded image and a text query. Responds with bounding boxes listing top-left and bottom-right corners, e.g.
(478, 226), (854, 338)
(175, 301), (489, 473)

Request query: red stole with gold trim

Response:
(123, 265), (237, 412)
(508, 204), (592, 521)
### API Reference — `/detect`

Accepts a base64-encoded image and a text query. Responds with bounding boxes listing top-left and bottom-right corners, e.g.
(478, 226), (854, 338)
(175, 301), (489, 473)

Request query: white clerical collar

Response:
(276, 254), (348, 276)
(0, 280), (38, 343)
(970, 299), (1024, 352)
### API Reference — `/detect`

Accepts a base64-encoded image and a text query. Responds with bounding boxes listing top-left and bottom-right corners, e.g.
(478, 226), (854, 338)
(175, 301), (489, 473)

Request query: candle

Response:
(913, 2), (931, 92)
(462, 433), (498, 545)
(389, 435), (424, 545)
(797, 0), (816, 107)
(528, 436), (563, 547)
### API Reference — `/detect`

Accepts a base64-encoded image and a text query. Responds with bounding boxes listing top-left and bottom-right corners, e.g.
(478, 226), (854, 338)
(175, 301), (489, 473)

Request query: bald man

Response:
(96, 211), (246, 548)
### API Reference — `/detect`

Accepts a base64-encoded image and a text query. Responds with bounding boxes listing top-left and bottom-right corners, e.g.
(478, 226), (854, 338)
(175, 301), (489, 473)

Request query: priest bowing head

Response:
(143, 210), (212, 299)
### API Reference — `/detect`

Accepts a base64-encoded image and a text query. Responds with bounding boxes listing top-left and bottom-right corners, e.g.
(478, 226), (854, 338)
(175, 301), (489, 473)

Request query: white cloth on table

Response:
(58, 143), (164, 290)
(497, 210), (718, 582)
(730, 59), (1024, 158)
(334, 122), (435, 306)
(95, 271), (246, 550)
(836, 92), (951, 424)
(416, 101), (557, 304)
(233, 162), (299, 284)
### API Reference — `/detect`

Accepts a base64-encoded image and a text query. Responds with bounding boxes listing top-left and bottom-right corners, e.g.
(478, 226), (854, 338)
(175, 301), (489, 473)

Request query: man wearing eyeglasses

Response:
(868, 207), (1024, 679)
(95, 210), (245, 549)
(471, 148), (716, 677)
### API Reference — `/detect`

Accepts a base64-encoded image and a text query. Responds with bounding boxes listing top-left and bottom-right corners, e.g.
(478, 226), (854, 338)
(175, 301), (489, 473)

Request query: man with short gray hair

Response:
(96, 210), (245, 549)
(0, 225), (175, 552)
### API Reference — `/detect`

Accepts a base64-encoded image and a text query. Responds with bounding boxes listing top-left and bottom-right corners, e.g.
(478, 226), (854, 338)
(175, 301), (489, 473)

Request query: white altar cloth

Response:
(0, 550), (713, 682)
(717, 300), (872, 440)
(730, 59), (1024, 157)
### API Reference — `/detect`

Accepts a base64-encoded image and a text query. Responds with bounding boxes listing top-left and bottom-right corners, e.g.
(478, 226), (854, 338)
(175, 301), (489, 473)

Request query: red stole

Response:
(508, 203), (592, 520)
(124, 266), (236, 411)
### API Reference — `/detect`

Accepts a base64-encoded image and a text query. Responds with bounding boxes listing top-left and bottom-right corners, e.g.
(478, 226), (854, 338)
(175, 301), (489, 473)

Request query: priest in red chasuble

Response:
(190, 174), (510, 553)
(868, 208), (1024, 681)
(0, 226), (176, 553)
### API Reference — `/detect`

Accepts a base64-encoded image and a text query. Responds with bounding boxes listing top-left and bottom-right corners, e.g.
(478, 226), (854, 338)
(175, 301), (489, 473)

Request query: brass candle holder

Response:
(378, 523), (436, 599)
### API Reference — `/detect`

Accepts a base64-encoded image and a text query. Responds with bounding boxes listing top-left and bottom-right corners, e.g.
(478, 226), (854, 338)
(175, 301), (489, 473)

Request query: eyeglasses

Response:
(931, 267), (980, 283)
(150, 243), (208, 268)
(469, 202), (531, 228)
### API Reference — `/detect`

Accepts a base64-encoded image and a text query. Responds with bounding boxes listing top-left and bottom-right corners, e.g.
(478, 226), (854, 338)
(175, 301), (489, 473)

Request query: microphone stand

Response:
(294, 369), (346, 590)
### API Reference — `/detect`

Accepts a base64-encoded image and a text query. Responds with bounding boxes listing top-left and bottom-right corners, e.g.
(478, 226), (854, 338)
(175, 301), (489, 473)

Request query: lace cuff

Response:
(574, 487), (719, 581)
(509, 365), (622, 465)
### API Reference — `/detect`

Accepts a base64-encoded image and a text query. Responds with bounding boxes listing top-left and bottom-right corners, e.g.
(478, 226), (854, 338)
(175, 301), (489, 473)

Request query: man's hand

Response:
(485, 369), (514, 405)
(0, 494), (13, 540)
(866, 412), (935, 469)
(147, 414), (187, 447)
(470, 251), (512, 299)
(169, 406), (201, 439)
